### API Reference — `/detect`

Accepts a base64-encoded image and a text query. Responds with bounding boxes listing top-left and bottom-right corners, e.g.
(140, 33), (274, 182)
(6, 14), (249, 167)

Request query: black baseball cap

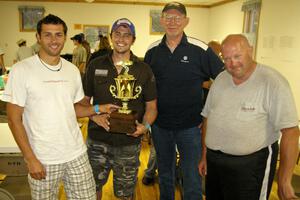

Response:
(162, 2), (187, 15)
(71, 34), (83, 42)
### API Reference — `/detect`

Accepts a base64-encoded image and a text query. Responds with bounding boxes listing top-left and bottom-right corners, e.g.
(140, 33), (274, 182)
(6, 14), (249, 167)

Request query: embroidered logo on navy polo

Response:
(180, 56), (189, 63)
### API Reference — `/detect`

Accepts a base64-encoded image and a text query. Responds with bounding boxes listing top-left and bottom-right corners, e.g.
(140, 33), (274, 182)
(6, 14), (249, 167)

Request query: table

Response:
(0, 123), (20, 153)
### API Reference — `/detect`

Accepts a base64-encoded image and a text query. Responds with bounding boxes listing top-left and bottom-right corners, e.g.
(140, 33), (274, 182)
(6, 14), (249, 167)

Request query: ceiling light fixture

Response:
(85, 0), (95, 3)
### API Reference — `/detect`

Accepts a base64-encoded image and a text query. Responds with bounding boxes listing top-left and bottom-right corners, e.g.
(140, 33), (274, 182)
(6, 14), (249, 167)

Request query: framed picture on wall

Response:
(150, 10), (164, 35)
(83, 25), (110, 51)
(19, 6), (45, 32)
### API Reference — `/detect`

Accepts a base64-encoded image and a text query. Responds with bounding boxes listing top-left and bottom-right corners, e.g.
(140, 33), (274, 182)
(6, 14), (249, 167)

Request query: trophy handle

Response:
(110, 85), (117, 98)
(132, 86), (142, 99)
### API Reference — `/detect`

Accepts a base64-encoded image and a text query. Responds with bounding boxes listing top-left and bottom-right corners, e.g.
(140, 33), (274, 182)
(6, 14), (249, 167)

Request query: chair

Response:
(0, 188), (15, 200)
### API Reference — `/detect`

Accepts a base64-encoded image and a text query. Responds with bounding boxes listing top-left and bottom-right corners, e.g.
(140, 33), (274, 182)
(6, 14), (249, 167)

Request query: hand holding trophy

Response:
(109, 60), (142, 134)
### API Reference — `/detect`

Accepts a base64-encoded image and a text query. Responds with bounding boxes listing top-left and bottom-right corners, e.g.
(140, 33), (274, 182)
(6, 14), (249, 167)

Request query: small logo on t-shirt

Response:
(180, 56), (189, 63)
(241, 102), (256, 112)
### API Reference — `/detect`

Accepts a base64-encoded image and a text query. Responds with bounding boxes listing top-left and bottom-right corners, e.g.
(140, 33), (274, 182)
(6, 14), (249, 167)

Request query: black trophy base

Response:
(109, 111), (138, 134)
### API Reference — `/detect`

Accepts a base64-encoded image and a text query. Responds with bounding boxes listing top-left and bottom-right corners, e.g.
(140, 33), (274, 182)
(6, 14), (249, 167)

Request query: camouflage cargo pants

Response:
(87, 138), (141, 199)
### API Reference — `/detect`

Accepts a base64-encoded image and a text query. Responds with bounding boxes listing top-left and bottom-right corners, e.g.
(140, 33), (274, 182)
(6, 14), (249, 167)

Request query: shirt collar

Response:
(159, 32), (188, 47)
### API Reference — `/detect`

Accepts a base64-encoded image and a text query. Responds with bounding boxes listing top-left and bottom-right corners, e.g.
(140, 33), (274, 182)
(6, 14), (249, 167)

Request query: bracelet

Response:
(143, 122), (151, 130)
(93, 104), (101, 114)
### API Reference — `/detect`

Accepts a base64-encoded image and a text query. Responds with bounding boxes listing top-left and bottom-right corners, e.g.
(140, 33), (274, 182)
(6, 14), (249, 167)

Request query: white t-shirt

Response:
(2, 55), (86, 164)
(202, 64), (299, 155)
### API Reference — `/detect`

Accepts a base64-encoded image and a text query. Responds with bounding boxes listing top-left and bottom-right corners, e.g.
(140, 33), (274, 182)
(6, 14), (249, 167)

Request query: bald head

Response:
(221, 34), (256, 84)
(222, 34), (251, 51)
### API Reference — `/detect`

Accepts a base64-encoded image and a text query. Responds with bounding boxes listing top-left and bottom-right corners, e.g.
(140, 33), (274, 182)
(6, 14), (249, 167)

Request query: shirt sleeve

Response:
(142, 64), (157, 102)
(201, 78), (215, 118)
(1, 63), (27, 106)
(83, 59), (95, 98)
(268, 75), (299, 131)
(202, 47), (224, 80)
(73, 68), (85, 103)
(143, 48), (152, 66)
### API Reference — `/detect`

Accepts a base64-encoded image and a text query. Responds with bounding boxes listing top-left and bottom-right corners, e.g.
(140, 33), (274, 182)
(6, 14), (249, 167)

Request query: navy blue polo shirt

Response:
(144, 33), (224, 130)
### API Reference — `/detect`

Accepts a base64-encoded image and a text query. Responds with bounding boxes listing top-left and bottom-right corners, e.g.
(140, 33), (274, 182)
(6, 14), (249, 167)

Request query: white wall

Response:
(256, 0), (300, 115)
(208, 0), (244, 42)
(0, 1), (208, 66)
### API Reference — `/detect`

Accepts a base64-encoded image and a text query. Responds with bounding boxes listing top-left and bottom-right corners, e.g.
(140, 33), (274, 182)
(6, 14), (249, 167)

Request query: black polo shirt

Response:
(84, 52), (157, 146)
(144, 33), (224, 130)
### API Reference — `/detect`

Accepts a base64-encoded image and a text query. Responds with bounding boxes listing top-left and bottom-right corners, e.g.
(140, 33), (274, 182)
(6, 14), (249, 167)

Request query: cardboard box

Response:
(0, 153), (28, 176)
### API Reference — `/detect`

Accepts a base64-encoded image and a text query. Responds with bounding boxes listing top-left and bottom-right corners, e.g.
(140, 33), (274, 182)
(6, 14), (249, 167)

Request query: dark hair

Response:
(19, 41), (26, 47)
(98, 36), (111, 51)
(37, 14), (68, 35)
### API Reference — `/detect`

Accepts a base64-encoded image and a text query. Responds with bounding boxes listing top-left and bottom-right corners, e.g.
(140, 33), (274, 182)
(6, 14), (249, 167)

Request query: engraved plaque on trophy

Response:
(109, 61), (142, 134)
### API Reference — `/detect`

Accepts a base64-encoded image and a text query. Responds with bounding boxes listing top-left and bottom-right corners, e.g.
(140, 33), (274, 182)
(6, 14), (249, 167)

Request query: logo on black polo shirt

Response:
(180, 56), (189, 63)
(95, 69), (108, 77)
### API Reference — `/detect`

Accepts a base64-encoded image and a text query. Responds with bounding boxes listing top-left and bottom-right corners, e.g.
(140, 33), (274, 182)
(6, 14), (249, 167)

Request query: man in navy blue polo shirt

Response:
(144, 2), (224, 200)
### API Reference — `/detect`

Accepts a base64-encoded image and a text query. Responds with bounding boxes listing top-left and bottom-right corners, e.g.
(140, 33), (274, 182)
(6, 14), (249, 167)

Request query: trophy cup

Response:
(109, 61), (142, 134)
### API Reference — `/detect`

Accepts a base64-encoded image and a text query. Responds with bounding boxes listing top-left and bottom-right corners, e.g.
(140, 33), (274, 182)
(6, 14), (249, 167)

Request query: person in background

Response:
(199, 34), (300, 200)
(1, 14), (117, 200)
(71, 34), (87, 75)
(31, 41), (41, 54)
(14, 39), (34, 63)
(207, 40), (221, 57)
(144, 2), (224, 200)
(88, 34), (112, 64)
(80, 33), (91, 64)
(0, 46), (5, 75)
(202, 40), (222, 104)
(83, 18), (157, 200)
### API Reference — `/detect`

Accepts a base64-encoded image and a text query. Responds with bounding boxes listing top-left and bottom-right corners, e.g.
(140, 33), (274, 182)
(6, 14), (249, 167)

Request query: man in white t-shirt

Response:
(1, 14), (118, 200)
(199, 34), (299, 200)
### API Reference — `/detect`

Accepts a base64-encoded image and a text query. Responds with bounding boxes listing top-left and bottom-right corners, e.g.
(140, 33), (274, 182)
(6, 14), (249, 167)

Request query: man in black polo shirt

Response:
(144, 2), (223, 200)
(83, 18), (157, 200)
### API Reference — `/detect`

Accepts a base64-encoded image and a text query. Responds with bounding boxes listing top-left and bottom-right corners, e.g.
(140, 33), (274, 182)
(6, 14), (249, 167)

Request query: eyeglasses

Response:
(162, 14), (185, 23)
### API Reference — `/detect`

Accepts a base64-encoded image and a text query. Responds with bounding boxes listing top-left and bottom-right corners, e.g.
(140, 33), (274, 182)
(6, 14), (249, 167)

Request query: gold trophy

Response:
(109, 61), (142, 134)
